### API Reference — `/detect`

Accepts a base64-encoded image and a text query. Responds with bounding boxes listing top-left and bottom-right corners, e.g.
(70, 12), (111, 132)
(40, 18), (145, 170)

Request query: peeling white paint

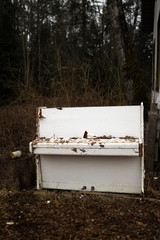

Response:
(30, 104), (144, 194)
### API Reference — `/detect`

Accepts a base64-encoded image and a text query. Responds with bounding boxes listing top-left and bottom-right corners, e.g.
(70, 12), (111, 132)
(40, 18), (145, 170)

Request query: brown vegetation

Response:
(0, 79), (128, 161)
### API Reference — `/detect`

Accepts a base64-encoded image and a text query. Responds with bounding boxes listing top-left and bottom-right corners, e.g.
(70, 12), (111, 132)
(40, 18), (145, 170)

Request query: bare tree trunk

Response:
(22, 35), (27, 85)
(108, 0), (125, 68)
(82, 0), (87, 52)
(26, 48), (30, 87)
(37, 0), (41, 85)
(133, 0), (140, 39)
(107, 0), (133, 103)
(20, 0), (33, 87)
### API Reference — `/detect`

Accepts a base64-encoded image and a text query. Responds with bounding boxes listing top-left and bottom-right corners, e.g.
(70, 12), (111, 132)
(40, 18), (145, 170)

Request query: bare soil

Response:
(0, 172), (160, 240)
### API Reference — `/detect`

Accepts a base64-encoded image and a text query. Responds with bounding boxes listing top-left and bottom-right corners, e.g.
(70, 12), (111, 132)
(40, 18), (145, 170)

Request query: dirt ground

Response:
(0, 172), (160, 240)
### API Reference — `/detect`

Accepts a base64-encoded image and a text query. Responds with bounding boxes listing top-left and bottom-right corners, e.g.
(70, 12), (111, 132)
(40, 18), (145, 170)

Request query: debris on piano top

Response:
(34, 135), (139, 145)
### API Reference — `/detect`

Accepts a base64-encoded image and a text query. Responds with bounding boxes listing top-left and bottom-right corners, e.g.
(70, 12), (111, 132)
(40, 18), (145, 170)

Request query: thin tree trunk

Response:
(22, 35), (27, 85)
(37, 0), (41, 84)
(133, 0), (140, 39)
(82, 0), (87, 52)
(107, 0), (133, 103)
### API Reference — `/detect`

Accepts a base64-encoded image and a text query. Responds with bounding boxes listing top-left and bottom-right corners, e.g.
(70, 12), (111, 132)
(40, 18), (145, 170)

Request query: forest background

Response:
(0, 0), (153, 158)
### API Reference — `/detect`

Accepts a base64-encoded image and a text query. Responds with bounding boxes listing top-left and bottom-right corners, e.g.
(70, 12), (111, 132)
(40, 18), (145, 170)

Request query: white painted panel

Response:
(33, 147), (139, 156)
(39, 155), (142, 194)
(38, 106), (141, 139)
(33, 142), (139, 156)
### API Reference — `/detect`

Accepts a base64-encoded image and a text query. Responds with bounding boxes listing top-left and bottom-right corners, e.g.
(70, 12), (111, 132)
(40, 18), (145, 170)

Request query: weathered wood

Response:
(146, 111), (158, 171)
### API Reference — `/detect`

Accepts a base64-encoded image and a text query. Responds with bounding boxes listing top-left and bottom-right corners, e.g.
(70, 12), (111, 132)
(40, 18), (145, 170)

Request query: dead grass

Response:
(0, 79), (128, 161)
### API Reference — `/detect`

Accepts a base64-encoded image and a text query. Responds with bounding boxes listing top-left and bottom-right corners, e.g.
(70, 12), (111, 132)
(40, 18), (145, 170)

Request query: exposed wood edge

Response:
(139, 143), (143, 157)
